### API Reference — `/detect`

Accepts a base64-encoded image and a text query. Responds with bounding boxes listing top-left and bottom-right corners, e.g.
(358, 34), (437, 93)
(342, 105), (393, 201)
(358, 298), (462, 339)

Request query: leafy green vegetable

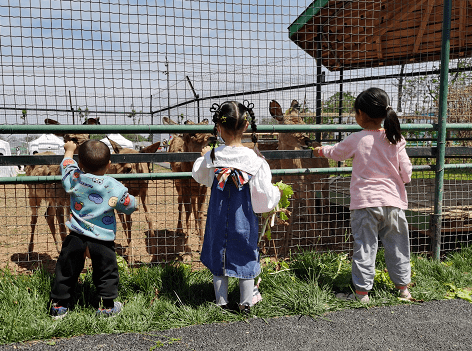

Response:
(276, 180), (294, 219)
(260, 181), (293, 241)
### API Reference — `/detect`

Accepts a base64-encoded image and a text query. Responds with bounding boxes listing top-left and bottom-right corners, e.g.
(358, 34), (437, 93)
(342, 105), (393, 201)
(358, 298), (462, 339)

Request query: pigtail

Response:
(209, 103), (220, 163)
(243, 100), (258, 146)
(384, 107), (402, 145)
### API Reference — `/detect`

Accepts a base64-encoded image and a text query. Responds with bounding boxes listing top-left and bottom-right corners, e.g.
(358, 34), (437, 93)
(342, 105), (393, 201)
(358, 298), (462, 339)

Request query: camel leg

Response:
(283, 196), (300, 257)
(44, 204), (63, 254)
(54, 205), (68, 253)
(140, 193), (155, 234)
(28, 198), (40, 254)
(125, 213), (133, 263)
(174, 180), (184, 233)
(196, 191), (206, 247)
(183, 195), (193, 252)
(117, 212), (127, 233)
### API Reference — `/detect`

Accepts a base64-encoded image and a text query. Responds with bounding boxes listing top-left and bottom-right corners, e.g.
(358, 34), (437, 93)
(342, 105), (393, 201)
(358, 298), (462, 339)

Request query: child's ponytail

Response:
(384, 107), (402, 145)
(243, 100), (258, 147)
(355, 87), (403, 145)
(209, 103), (220, 163)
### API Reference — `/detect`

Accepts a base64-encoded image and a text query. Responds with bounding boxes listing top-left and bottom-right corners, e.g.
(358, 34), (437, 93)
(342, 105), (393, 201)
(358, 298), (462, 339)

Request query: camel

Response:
(105, 138), (161, 262)
(25, 118), (100, 254)
(268, 100), (330, 255)
(162, 117), (211, 253)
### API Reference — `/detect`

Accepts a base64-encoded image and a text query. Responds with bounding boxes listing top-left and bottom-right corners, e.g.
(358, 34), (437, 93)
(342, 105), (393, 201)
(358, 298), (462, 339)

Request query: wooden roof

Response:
(289, 0), (472, 71)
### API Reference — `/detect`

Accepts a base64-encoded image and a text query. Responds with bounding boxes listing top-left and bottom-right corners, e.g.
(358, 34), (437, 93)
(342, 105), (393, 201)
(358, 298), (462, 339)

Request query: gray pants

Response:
(350, 207), (411, 292)
(213, 276), (254, 307)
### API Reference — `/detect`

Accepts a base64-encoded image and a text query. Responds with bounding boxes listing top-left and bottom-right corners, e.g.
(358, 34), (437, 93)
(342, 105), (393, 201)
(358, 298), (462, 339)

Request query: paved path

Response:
(2, 299), (472, 350)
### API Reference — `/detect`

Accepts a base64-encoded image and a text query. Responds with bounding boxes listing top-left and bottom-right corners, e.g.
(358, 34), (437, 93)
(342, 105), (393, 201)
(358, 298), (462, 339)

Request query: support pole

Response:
(431, 0), (451, 260)
(338, 69), (344, 167)
(186, 76), (200, 123)
(69, 90), (75, 125)
(315, 27), (322, 142)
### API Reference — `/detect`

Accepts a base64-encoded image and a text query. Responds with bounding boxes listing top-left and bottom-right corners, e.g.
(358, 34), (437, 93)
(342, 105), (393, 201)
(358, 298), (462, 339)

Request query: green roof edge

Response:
(288, 0), (330, 38)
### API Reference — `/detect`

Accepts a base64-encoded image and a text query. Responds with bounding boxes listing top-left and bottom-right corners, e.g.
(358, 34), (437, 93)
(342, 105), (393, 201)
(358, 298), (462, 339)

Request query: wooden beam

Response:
(458, 0), (467, 48)
(353, 0), (428, 59)
(413, 0), (435, 54)
(342, 0), (427, 61)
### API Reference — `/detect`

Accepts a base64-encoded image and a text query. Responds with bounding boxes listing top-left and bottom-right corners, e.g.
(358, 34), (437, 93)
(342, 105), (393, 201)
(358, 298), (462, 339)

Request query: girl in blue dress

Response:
(192, 101), (280, 313)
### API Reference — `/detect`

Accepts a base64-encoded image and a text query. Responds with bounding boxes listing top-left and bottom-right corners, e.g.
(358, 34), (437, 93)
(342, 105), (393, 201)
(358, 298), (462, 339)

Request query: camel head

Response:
(163, 117), (211, 152)
(269, 100), (305, 125)
(269, 100), (284, 122)
(44, 118), (100, 146)
(182, 119), (212, 151)
(107, 137), (160, 175)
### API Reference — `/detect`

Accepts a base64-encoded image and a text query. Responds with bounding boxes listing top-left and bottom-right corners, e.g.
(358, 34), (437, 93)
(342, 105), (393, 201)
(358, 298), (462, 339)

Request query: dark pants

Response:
(50, 231), (119, 306)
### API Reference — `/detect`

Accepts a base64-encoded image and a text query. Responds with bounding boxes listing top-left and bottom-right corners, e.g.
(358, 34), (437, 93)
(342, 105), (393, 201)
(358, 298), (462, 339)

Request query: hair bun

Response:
(210, 103), (220, 113)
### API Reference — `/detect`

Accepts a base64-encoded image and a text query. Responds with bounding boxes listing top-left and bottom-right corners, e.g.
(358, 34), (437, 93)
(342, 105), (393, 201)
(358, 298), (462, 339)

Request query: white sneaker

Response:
(337, 292), (370, 303)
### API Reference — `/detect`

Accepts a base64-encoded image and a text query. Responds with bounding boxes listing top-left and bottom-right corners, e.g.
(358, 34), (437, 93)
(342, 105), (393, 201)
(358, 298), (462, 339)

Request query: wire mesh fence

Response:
(1, 0), (472, 272)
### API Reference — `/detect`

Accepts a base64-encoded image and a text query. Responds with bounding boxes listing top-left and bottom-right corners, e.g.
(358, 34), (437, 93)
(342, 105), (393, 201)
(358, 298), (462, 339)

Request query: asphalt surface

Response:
(1, 299), (471, 350)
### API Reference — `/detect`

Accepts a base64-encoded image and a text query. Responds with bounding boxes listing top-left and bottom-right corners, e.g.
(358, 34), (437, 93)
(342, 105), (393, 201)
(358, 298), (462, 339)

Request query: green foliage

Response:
(322, 91), (356, 114)
(77, 107), (90, 123)
(402, 58), (472, 114)
(3, 248), (472, 344)
(275, 181), (293, 220)
(261, 181), (294, 239)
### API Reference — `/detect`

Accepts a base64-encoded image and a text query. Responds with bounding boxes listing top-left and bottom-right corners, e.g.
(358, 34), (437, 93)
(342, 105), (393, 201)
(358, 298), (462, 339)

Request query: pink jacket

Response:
(320, 129), (412, 210)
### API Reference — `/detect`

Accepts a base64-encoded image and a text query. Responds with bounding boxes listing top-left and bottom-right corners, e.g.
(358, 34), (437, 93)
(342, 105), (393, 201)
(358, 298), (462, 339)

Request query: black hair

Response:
(354, 87), (402, 145)
(208, 100), (257, 162)
(78, 140), (111, 173)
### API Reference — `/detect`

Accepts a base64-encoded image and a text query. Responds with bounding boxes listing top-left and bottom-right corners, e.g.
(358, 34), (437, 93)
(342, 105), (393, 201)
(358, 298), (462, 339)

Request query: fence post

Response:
(431, 0), (451, 260)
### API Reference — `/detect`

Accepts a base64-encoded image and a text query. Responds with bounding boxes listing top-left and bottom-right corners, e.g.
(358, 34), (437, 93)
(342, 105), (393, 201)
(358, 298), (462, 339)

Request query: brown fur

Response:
(269, 100), (330, 254)
(163, 117), (211, 253)
(106, 138), (161, 261)
(25, 118), (99, 254)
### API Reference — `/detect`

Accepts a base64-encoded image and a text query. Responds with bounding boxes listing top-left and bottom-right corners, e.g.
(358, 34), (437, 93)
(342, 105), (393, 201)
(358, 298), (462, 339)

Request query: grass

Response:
(2, 247), (472, 345)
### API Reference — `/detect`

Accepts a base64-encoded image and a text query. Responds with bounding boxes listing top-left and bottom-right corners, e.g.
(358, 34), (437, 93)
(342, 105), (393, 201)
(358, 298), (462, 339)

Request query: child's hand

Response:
(312, 146), (322, 157)
(201, 145), (211, 156)
(64, 140), (77, 153)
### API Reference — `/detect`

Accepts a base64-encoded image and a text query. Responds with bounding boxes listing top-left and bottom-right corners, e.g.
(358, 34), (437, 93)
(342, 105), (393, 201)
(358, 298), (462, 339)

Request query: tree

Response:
(77, 107), (90, 124)
(322, 92), (355, 114)
(21, 109), (27, 124)
(127, 105), (142, 125)
(402, 58), (472, 115)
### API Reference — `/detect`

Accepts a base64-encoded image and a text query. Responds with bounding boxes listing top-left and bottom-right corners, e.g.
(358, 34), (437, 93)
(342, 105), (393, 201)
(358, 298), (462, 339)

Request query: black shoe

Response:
(238, 304), (251, 315)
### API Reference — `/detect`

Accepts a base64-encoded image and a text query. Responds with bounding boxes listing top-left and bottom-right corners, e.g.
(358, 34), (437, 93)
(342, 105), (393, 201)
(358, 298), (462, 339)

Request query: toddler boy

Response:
(50, 140), (137, 319)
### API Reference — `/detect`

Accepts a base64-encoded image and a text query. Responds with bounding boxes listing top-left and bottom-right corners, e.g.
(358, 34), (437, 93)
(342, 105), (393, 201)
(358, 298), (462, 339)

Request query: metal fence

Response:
(1, 0), (471, 272)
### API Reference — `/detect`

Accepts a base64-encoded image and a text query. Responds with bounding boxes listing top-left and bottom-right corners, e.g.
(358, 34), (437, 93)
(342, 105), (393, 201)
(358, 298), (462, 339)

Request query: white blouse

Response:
(192, 145), (280, 213)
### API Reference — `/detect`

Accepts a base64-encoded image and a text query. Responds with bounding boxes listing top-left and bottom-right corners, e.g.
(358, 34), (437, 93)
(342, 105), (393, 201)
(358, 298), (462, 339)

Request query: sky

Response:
(0, 0), (450, 129)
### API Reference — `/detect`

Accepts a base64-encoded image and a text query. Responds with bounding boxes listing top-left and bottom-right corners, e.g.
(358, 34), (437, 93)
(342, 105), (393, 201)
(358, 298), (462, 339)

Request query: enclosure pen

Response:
(1, 0), (472, 272)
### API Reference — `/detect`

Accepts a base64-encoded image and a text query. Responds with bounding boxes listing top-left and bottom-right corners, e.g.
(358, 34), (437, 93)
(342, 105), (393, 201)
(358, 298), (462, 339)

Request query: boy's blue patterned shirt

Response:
(61, 157), (138, 241)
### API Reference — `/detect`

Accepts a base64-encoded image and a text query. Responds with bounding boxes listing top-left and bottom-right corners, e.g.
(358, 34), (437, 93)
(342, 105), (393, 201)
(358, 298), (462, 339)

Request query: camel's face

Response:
(269, 100), (285, 122)
(44, 118), (100, 148)
(107, 139), (160, 175)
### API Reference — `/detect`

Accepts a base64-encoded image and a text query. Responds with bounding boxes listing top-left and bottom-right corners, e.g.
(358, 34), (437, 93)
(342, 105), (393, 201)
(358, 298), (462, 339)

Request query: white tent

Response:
(100, 134), (134, 151)
(28, 134), (64, 155)
(0, 139), (19, 177)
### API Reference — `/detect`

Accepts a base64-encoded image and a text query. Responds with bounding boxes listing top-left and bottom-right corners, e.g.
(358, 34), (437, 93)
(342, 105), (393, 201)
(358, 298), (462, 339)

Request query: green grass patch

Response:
(2, 247), (472, 345)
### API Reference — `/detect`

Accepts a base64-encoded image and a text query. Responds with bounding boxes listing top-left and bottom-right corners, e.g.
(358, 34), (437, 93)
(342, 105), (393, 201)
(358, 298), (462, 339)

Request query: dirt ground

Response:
(0, 176), (353, 275)
(0, 179), (210, 274)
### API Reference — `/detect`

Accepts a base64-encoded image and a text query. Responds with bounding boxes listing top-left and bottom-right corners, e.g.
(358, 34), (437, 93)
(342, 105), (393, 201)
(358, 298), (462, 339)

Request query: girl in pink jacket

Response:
(313, 87), (413, 303)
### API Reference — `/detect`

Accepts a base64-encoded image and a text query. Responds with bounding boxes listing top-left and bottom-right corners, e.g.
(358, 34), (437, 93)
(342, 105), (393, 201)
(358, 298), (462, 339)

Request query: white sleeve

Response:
(192, 156), (214, 188)
(250, 160), (281, 213)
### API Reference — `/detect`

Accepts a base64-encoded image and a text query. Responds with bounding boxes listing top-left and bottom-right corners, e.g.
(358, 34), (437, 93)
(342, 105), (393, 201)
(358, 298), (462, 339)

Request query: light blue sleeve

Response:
(61, 157), (81, 192)
(113, 188), (138, 215)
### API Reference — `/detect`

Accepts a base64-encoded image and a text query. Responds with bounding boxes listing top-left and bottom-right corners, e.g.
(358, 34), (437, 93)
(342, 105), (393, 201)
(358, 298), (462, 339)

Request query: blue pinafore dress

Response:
(200, 167), (261, 279)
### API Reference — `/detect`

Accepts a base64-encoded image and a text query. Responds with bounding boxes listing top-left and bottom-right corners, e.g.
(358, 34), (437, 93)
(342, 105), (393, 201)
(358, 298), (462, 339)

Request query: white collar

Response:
(203, 145), (264, 175)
